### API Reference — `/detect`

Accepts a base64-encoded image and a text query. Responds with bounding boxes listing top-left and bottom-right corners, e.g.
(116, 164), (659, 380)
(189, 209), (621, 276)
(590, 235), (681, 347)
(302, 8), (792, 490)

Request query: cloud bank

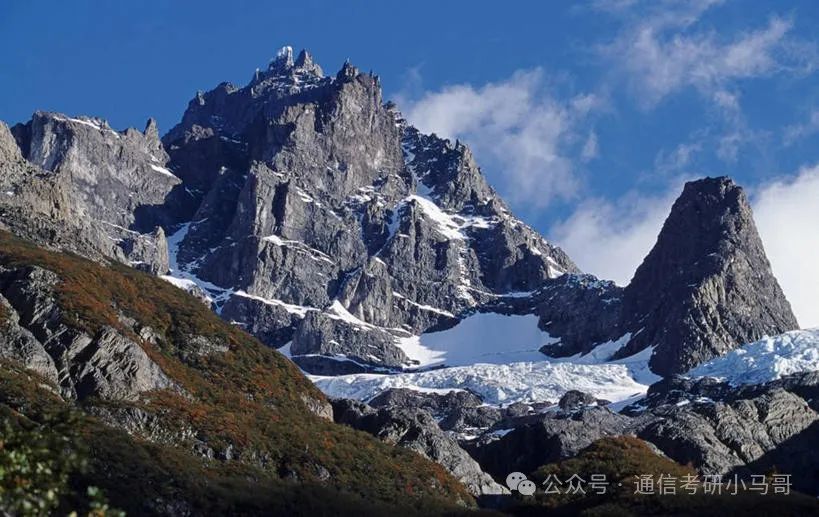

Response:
(549, 186), (679, 286)
(753, 165), (819, 328)
(601, 4), (815, 109)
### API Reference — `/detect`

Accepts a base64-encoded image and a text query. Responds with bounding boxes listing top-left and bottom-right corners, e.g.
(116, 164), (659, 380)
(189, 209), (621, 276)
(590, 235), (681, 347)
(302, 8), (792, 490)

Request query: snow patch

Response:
(391, 291), (455, 318)
(687, 329), (819, 386)
(262, 234), (334, 264)
(326, 300), (375, 329)
(278, 342), (293, 358)
(161, 222), (234, 311)
(233, 290), (316, 318)
(51, 115), (120, 138)
(309, 315), (659, 407)
(149, 163), (180, 180)
(159, 276), (200, 291)
(406, 195), (465, 241)
(396, 313), (557, 368)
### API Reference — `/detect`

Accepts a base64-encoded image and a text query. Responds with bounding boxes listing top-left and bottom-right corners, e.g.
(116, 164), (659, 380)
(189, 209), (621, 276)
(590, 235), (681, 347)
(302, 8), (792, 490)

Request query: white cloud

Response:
(752, 165), (819, 328)
(603, 9), (814, 109)
(590, 0), (722, 25)
(716, 131), (745, 162)
(397, 69), (597, 208)
(654, 141), (701, 175)
(581, 131), (599, 162)
(783, 109), (819, 145)
(712, 90), (741, 112)
(598, 6), (815, 166)
(549, 185), (680, 286)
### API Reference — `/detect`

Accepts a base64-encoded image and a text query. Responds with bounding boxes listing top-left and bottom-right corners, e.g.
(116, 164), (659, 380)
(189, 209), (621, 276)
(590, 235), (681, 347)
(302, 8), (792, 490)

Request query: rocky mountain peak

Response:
(144, 117), (159, 138)
(269, 45), (295, 70)
(145, 49), (583, 371)
(0, 121), (22, 164)
(0, 110), (176, 274)
(267, 45), (323, 78)
(294, 48), (321, 74)
(617, 176), (799, 375)
(142, 117), (164, 155)
(641, 176), (750, 271)
(337, 59), (359, 81)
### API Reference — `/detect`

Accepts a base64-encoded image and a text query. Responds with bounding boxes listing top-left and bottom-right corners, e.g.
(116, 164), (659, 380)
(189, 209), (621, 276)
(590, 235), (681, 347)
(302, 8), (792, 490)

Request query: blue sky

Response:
(2, 0), (818, 325)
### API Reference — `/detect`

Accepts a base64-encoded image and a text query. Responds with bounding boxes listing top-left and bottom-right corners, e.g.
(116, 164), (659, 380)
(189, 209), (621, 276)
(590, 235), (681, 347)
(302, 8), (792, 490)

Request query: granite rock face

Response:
(621, 374), (819, 491)
(368, 387), (485, 416)
(616, 177), (799, 375)
(637, 389), (817, 476)
(0, 264), (175, 401)
(558, 390), (603, 411)
(459, 374), (819, 493)
(529, 274), (624, 358)
(465, 407), (632, 478)
(0, 114), (177, 274)
(0, 292), (59, 384)
(366, 388), (551, 435)
(158, 47), (579, 369)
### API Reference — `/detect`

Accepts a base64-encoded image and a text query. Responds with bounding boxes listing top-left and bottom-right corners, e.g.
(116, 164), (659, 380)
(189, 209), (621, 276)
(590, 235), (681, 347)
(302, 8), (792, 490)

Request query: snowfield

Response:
(687, 328), (819, 386)
(310, 358), (655, 406)
(395, 313), (557, 368)
(307, 312), (661, 406)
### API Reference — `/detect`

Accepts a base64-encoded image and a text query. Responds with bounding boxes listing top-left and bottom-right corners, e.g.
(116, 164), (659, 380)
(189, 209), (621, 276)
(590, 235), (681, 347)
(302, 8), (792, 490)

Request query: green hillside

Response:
(0, 231), (474, 515)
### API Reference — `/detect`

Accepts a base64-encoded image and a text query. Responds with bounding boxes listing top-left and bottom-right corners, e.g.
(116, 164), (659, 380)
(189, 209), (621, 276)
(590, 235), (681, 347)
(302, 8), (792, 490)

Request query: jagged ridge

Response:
(155, 47), (580, 372)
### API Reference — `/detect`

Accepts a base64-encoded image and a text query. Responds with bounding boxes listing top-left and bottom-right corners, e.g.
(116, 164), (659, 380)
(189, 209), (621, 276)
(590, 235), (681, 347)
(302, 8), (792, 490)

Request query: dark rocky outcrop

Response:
(558, 390), (606, 411)
(637, 388), (817, 476)
(156, 48), (579, 369)
(459, 373), (819, 495)
(465, 407), (632, 478)
(331, 398), (507, 497)
(616, 177), (799, 375)
(368, 387), (484, 415)
(535, 177), (799, 376)
(611, 373), (819, 489)
(533, 275), (624, 358)
(367, 388), (509, 435)
(632, 381), (818, 479)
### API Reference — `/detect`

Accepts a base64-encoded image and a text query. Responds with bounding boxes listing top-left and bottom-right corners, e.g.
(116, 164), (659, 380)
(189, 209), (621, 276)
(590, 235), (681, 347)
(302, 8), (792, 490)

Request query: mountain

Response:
(2, 49), (795, 382)
(151, 47), (579, 374)
(617, 176), (799, 375)
(0, 45), (816, 511)
(540, 177), (799, 373)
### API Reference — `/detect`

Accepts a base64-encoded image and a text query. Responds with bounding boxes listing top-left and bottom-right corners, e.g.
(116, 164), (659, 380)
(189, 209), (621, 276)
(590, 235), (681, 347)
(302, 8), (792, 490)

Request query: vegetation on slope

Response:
(0, 231), (474, 514)
(507, 436), (819, 516)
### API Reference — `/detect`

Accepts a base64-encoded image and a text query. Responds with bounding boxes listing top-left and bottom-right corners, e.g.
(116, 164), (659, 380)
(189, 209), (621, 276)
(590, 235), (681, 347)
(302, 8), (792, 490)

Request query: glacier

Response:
(687, 328), (819, 386)
(306, 312), (661, 406)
